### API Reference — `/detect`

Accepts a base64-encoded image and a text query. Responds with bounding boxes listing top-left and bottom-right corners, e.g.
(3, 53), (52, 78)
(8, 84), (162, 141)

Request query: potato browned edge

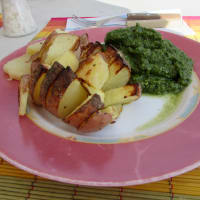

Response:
(45, 67), (76, 116)
(40, 61), (64, 107)
(103, 45), (119, 65)
(65, 94), (104, 128)
(29, 59), (47, 101)
(80, 42), (102, 62)
(104, 83), (142, 107)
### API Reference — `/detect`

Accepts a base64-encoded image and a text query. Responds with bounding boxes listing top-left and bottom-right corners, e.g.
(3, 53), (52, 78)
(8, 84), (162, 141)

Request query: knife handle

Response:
(127, 13), (181, 20)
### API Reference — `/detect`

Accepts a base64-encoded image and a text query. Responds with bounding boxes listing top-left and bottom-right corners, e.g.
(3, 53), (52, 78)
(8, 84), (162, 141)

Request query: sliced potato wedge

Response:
(3, 54), (31, 80)
(104, 84), (141, 107)
(39, 32), (80, 65)
(58, 79), (88, 118)
(52, 50), (79, 72)
(65, 94), (104, 128)
(45, 67), (76, 117)
(40, 62), (64, 106)
(18, 75), (31, 116)
(102, 56), (131, 91)
(78, 104), (123, 133)
(77, 52), (109, 89)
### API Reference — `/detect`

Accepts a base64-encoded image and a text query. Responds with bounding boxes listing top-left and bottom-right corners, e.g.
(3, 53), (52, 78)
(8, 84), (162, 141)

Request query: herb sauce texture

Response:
(105, 24), (193, 95)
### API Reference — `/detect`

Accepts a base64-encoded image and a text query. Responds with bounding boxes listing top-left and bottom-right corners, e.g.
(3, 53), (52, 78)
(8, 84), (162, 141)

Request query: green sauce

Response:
(105, 24), (193, 95)
(137, 92), (183, 131)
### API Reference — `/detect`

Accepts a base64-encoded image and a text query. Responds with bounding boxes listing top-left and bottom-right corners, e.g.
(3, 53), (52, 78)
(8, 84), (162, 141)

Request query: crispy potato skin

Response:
(65, 94), (104, 128)
(40, 61), (64, 107)
(78, 104), (123, 133)
(78, 112), (112, 133)
(45, 67), (76, 116)
(29, 59), (47, 100)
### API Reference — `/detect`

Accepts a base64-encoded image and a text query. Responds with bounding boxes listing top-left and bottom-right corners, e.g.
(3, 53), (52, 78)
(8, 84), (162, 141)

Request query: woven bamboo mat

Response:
(0, 16), (200, 200)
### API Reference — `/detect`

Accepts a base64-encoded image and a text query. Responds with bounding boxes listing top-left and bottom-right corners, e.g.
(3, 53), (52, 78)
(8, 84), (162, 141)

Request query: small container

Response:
(1, 0), (37, 37)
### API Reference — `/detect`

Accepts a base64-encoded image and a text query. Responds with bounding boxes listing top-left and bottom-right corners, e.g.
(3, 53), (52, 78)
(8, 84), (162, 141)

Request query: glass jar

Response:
(1, 0), (37, 37)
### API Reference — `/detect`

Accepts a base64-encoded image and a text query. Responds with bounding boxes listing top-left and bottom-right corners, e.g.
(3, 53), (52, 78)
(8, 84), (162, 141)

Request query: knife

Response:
(95, 13), (181, 27)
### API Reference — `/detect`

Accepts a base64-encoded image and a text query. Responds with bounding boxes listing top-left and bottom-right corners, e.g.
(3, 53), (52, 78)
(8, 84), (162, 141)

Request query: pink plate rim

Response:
(0, 26), (200, 187)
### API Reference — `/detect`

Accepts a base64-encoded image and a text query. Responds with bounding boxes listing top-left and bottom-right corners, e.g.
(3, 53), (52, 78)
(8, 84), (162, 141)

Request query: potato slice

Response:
(76, 53), (109, 89)
(78, 104), (123, 133)
(65, 94), (104, 128)
(26, 41), (44, 56)
(57, 79), (88, 118)
(45, 67), (76, 117)
(52, 50), (79, 72)
(102, 56), (131, 91)
(3, 54), (31, 80)
(18, 75), (30, 116)
(40, 62), (64, 107)
(104, 84), (141, 107)
(39, 32), (80, 65)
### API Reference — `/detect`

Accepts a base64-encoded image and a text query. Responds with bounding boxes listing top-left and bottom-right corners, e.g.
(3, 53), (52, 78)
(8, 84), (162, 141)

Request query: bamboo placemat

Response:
(0, 16), (200, 200)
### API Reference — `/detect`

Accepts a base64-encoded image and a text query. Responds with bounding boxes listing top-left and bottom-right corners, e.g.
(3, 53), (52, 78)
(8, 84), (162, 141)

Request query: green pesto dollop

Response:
(105, 24), (193, 95)
(137, 92), (183, 131)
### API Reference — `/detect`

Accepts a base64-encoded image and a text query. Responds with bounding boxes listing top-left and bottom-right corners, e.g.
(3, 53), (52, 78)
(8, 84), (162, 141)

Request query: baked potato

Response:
(7, 29), (142, 133)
